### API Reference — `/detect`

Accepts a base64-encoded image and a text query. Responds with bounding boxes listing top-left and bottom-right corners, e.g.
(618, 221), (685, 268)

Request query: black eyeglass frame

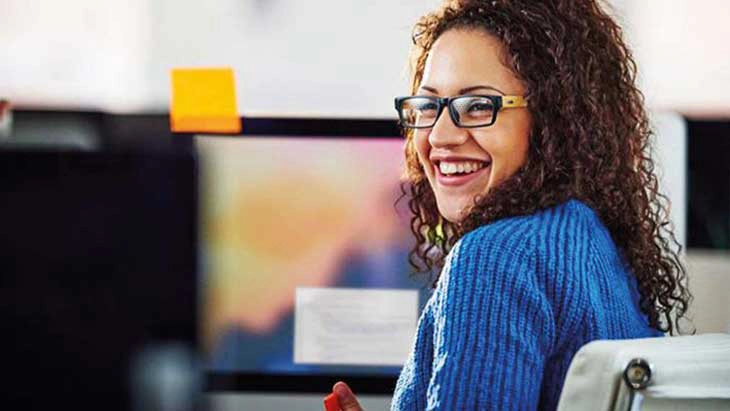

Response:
(393, 94), (527, 129)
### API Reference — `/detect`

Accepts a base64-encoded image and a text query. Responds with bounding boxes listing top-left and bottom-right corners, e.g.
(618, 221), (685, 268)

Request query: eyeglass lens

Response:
(399, 96), (495, 128)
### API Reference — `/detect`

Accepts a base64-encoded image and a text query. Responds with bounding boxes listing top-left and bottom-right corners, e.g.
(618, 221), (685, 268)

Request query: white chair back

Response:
(557, 334), (730, 411)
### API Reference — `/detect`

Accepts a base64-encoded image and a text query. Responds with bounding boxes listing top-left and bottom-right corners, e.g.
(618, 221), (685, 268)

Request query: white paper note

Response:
(294, 287), (419, 366)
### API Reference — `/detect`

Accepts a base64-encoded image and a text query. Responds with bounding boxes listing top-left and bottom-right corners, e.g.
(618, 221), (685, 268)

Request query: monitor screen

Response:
(196, 135), (430, 385)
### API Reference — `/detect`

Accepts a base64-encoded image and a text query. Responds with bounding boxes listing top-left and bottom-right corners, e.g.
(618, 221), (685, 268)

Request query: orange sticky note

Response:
(170, 67), (241, 133)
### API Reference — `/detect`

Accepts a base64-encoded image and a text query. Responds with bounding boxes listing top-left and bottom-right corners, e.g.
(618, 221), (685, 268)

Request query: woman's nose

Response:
(428, 108), (469, 148)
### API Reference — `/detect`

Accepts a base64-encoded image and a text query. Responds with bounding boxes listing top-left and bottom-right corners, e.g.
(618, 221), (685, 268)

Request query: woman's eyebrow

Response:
(419, 84), (506, 95)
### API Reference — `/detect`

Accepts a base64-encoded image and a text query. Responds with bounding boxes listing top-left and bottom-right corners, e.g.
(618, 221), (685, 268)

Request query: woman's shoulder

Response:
(461, 198), (604, 251)
(451, 198), (616, 291)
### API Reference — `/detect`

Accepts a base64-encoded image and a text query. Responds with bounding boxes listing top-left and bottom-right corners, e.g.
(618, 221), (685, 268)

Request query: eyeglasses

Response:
(394, 94), (527, 128)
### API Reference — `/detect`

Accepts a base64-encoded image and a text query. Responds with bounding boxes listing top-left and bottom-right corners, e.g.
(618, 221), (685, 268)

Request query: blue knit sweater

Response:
(390, 199), (661, 410)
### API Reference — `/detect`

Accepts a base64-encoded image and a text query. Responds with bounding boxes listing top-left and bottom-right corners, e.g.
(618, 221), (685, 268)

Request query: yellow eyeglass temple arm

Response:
(502, 95), (528, 108)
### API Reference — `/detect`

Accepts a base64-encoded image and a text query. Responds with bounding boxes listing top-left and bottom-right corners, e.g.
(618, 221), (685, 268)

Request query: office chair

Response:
(557, 333), (730, 411)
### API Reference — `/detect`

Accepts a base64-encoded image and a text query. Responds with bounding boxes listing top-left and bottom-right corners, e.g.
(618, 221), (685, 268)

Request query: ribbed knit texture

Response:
(390, 199), (662, 411)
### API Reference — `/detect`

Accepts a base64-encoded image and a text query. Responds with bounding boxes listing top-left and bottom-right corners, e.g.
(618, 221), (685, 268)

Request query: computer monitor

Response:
(196, 119), (430, 394)
(0, 149), (199, 409)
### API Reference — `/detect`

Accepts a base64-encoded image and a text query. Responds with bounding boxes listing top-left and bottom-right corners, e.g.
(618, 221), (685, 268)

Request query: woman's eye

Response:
(467, 102), (492, 112)
(417, 103), (439, 118)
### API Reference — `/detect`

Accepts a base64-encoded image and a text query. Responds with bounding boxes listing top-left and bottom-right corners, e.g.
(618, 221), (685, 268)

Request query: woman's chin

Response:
(437, 201), (469, 224)
(436, 190), (492, 224)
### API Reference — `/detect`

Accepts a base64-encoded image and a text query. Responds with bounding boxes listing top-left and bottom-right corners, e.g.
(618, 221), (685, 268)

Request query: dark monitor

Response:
(0, 149), (198, 409)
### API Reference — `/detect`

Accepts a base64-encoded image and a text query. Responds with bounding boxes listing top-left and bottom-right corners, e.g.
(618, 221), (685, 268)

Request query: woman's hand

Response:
(327, 381), (364, 411)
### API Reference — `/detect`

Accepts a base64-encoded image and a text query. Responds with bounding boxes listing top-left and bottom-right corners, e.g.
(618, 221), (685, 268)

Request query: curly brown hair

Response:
(399, 0), (691, 335)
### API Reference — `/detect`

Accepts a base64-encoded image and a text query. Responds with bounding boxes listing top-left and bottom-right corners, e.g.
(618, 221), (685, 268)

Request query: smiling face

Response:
(414, 28), (532, 223)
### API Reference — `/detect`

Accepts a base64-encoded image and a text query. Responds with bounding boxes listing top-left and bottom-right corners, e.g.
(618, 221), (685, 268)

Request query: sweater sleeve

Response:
(425, 219), (556, 410)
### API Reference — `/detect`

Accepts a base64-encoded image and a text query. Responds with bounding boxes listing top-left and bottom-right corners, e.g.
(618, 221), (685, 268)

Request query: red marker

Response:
(323, 392), (341, 411)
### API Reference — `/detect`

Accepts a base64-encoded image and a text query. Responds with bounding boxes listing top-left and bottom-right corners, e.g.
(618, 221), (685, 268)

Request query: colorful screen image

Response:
(196, 136), (429, 376)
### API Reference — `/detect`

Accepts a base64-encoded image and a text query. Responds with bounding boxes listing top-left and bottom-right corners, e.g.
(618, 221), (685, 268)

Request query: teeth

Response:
(438, 160), (488, 176)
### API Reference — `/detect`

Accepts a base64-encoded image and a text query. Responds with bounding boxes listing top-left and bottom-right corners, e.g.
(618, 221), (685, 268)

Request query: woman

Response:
(330, 0), (690, 409)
